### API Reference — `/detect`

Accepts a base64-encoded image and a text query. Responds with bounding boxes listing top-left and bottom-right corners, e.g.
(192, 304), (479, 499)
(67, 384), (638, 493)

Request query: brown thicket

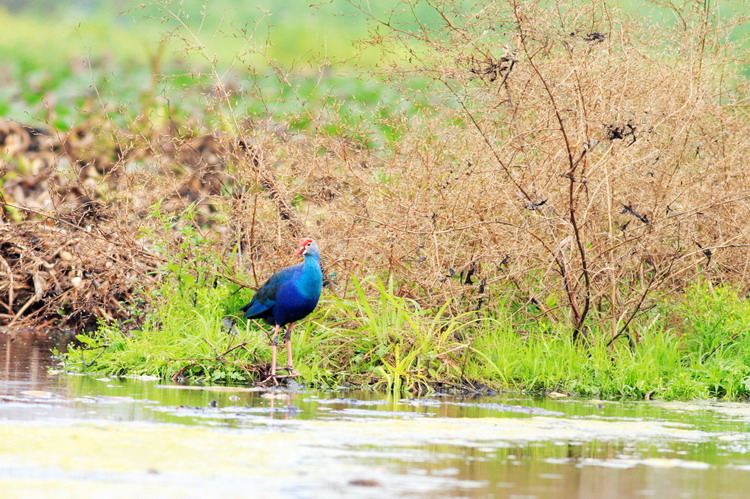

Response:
(2, 0), (749, 340)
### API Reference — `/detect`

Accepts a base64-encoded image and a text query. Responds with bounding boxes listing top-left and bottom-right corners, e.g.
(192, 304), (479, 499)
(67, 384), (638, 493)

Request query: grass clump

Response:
(468, 281), (750, 400)
(62, 262), (750, 400)
(62, 271), (474, 392)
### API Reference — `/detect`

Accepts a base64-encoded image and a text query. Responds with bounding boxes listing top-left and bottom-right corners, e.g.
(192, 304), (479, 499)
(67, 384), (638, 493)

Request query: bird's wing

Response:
(241, 264), (301, 318)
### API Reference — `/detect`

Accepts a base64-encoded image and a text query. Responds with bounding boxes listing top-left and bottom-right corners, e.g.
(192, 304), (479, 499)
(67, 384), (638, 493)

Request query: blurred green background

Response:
(0, 1), (747, 133)
(2, 1), (748, 68)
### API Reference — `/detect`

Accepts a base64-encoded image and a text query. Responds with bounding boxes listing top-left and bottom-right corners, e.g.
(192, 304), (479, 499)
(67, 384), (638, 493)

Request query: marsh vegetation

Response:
(2, 0), (750, 398)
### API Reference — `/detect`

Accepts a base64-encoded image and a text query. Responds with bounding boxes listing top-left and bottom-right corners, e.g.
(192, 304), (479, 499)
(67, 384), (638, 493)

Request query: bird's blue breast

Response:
(242, 254), (322, 327)
(273, 256), (322, 324)
(273, 283), (320, 325)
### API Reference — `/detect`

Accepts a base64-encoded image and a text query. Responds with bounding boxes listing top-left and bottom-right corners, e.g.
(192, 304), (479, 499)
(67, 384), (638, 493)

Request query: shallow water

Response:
(2, 330), (750, 498)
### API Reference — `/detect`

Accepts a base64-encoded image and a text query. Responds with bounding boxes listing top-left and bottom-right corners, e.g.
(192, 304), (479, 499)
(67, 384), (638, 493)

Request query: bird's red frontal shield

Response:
(295, 238), (314, 256)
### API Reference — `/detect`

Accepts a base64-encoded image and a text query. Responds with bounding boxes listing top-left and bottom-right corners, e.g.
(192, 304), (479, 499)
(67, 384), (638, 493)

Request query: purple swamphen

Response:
(241, 238), (322, 383)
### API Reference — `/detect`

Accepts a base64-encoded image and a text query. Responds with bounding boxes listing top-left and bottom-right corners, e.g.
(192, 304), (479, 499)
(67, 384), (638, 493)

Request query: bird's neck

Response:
(296, 254), (322, 294)
(302, 253), (321, 273)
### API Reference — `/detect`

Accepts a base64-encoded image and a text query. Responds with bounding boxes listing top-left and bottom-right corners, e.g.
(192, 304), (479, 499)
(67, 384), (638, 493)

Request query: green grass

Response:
(60, 240), (750, 400)
(465, 283), (750, 400)
(57, 205), (750, 400)
(62, 271), (471, 391)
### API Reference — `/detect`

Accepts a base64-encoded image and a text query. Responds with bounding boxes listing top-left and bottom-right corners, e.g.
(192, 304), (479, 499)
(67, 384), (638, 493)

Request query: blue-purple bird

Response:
(241, 238), (322, 382)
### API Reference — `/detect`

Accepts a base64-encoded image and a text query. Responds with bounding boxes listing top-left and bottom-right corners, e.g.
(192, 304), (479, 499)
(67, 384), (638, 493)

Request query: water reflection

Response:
(0, 329), (71, 395)
(2, 330), (750, 498)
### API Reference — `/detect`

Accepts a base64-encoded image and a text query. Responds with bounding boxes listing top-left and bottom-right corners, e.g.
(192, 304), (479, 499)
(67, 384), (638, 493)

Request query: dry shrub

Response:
(323, 0), (750, 340)
(2, 0), (750, 340)
(247, 0), (750, 341)
(0, 223), (159, 330)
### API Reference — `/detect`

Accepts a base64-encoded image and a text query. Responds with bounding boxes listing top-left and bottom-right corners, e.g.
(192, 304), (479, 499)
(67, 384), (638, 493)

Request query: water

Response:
(2, 330), (750, 498)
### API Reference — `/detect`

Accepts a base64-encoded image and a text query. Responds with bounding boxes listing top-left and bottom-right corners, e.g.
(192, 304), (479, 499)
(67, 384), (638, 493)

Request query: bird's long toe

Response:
(282, 366), (301, 377)
(260, 374), (279, 386)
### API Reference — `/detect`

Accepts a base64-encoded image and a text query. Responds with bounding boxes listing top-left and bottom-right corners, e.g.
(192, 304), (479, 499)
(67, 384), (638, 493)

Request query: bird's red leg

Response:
(261, 325), (281, 385)
(283, 323), (301, 377)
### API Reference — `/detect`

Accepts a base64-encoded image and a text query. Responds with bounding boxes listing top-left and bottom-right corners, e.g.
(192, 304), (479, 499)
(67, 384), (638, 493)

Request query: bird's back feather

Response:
(241, 264), (302, 319)
(241, 242), (323, 327)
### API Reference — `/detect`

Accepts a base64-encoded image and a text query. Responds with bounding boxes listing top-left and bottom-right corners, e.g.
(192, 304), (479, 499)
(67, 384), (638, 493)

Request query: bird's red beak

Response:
(295, 238), (314, 257)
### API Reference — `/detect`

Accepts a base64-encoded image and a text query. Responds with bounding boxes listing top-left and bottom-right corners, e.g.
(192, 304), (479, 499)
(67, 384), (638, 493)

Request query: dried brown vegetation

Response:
(0, 223), (158, 330)
(2, 0), (750, 340)
(347, 0), (750, 342)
